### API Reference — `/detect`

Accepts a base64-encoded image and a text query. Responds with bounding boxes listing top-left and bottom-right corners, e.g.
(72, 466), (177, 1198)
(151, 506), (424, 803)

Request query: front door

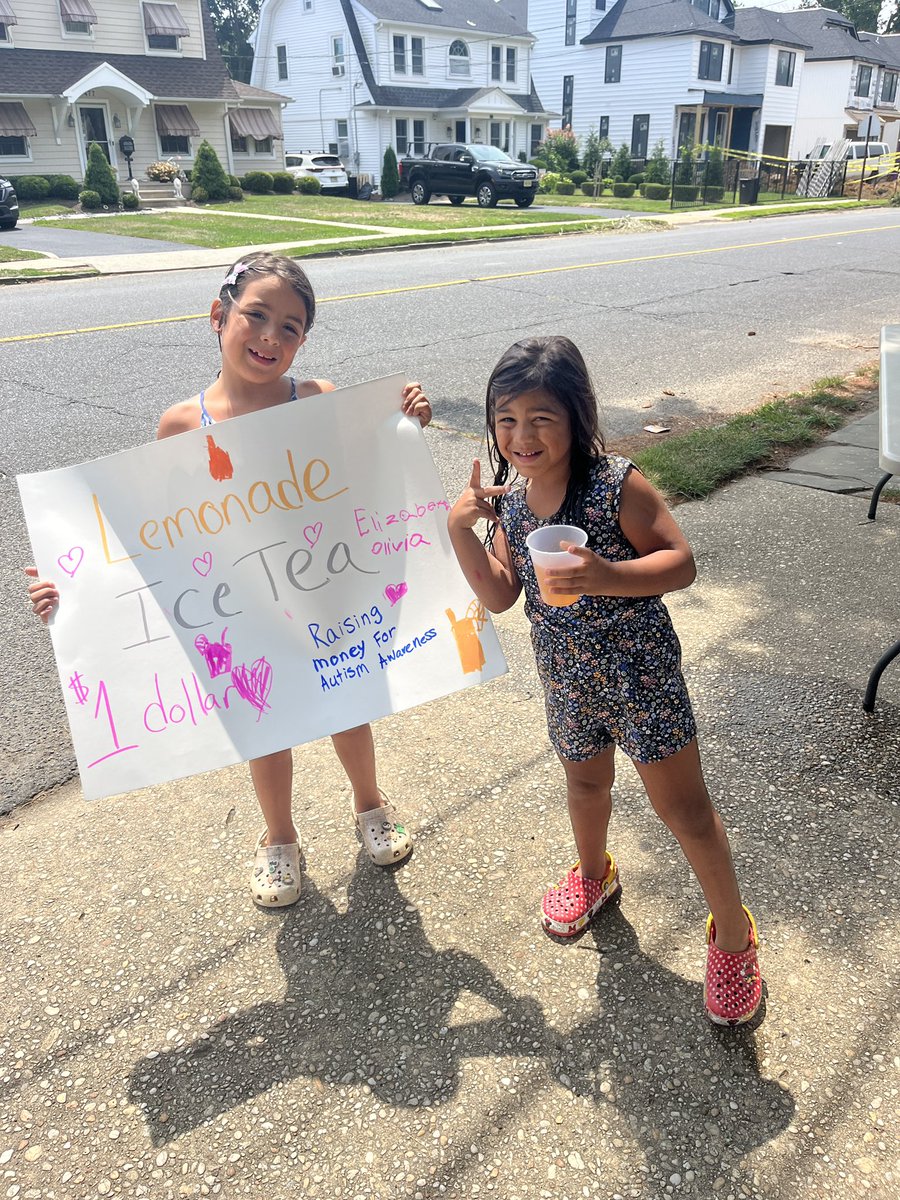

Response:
(78, 105), (113, 166)
(631, 114), (649, 160)
(455, 120), (467, 143)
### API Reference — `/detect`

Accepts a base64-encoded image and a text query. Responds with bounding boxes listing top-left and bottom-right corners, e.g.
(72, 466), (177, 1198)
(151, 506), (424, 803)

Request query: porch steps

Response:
(120, 179), (191, 208)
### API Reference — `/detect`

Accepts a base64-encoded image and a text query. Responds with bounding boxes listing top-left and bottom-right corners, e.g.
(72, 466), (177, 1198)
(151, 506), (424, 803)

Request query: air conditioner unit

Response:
(332, 64), (345, 77)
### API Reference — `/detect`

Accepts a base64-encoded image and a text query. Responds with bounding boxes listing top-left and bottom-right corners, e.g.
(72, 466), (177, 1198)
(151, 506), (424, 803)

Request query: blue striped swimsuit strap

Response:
(198, 378), (296, 426)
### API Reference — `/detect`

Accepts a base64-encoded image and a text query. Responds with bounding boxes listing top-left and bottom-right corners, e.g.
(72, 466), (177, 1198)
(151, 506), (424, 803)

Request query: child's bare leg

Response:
(330, 723), (382, 812)
(635, 739), (749, 952)
(560, 746), (616, 880)
(249, 749), (296, 845)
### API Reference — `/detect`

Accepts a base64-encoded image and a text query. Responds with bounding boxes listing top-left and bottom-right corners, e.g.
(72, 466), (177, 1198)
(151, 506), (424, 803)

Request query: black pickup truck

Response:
(399, 143), (538, 208)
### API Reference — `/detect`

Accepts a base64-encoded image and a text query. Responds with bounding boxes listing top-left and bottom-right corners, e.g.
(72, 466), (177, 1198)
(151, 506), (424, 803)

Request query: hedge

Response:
(672, 185), (700, 202)
(612, 182), (636, 198)
(272, 171), (294, 194)
(640, 182), (670, 201)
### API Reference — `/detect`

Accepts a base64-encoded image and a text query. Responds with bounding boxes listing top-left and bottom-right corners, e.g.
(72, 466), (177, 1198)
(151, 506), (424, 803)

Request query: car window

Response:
(311, 155), (343, 167)
(285, 156), (304, 167)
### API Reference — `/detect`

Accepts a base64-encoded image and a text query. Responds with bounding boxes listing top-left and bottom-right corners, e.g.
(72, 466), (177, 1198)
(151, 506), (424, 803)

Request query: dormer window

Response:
(59, 0), (97, 35)
(0, 0), (18, 43)
(698, 41), (723, 81)
(449, 39), (470, 77)
(143, 2), (190, 51)
(855, 64), (872, 97)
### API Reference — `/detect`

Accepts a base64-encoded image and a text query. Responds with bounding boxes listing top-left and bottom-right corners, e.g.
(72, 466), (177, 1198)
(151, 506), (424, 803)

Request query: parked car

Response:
(815, 141), (893, 180)
(399, 143), (538, 208)
(0, 176), (19, 230)
(284, 152), (349, 193)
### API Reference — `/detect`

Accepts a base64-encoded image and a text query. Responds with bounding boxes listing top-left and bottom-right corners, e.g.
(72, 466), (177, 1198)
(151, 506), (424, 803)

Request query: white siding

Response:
(794, 60), (852, 157)
(7, 0), (205, 58)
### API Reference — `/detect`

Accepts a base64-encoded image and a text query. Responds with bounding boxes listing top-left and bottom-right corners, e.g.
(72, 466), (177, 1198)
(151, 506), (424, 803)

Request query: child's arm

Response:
(448, 460), (521, 613)
(24, 566), (59, 624)
(548, 469), (696, 600)
(401, 381), (432, 428)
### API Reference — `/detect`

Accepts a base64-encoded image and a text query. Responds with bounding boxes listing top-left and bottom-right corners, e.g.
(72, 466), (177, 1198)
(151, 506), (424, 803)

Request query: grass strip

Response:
(634, 378), (865, 502)
(0, 245), (47, 262)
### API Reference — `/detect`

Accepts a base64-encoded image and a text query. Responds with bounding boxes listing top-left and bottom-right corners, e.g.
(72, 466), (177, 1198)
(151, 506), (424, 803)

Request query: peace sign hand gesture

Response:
(448, 460), (510, 533)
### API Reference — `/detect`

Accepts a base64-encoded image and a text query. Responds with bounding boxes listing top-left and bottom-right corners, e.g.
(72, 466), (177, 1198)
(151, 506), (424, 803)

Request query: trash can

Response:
(347, 175), (359, 200)
(739, 176), (760, 205)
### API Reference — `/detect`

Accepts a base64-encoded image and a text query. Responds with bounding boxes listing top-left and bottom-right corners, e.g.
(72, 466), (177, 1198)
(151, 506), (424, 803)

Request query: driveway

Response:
(0, 221), (196, 256)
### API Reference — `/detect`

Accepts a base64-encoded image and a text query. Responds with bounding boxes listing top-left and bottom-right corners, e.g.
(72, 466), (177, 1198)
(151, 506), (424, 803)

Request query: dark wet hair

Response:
(216, 251), (316, 332)
(485, 335), (605, 534)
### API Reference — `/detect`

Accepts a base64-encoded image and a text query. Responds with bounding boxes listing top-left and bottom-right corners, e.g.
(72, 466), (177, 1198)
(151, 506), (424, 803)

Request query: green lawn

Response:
(0, 244), (47, 263)
(18, 201), (78, 219)
(36, 212), (400, 248)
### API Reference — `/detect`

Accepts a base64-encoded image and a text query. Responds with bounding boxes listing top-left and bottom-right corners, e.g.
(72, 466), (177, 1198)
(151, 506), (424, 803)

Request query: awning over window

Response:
(59, 0), (98, 23)
(154, 104), (200, 136)
(0, 101), (36, 137)
(0, 1), (19, 27)
(143, 2), (189, 37)
(229, 108), (282, 140)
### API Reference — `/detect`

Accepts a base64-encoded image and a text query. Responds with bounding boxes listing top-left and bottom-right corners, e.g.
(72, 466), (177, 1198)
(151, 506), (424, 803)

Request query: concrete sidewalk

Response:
(1, 420), (898, 1200)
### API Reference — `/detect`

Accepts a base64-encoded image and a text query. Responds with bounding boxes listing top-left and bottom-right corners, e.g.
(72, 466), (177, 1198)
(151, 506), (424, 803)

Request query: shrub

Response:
(628, 172), (645, 186)
(539, 127), (580, 173)
(643, 181), (672, 200)
(228, 185), (244, 201)
(570, 170), (587, 186)
(79, 189), (102, 211)
(229, 174), (242, 188)
(581, 127), (613, 179)
(675, 142), (695, 186)
(612, 182), (636, 198)
(704, 185), (725, 203)
(121, 190), (140, 210)
(640, 182), (670, 200)
(146, 159), (180, 182)
(242, 170), (274, 193)
(15, 176), (51, 201)
(581, 182), (605, 196)
(529, 157), (548, 169)
(644, 139), (670, 185)
(191, 140), (229, 201)
(84, 143), (119, 206)
(673, 184), (699, 201)
(705, 145), (725, 190)
(45, 174), (80, 200)
(381, 146), (399, 198)
(191, 185), (209, 204)
(891, 191), (900, 206)
(538, 171), (561, 193)
(518, 151), (527, 162)
(556, 181), (575, 195)
(272, 171), (294, 193)
(610, 143), (633, 182)
(294, 175), (321, 195)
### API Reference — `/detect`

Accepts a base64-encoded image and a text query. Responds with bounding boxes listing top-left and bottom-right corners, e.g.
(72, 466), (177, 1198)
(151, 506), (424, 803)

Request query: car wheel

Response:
(0, 218), (17, 230)
(476, 182), (498, 208)
(411, 181), (430, 205)
(448, 195), (465, 206)
(515, 195), (535, 208)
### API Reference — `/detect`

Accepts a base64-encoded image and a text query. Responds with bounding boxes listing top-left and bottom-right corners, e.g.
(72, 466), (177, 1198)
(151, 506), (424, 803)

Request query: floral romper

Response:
(498, 455), (696, 764)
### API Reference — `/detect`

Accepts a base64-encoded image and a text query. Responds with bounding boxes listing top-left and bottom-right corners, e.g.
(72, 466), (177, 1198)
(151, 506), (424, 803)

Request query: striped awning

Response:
(59, 0), (98, 23)
(142, 2), (189, 37)
(228, 108), (282, 140)
(0, 1), (19, 27)
(0, 101), (36, 137)
(154, 104), (200, 136)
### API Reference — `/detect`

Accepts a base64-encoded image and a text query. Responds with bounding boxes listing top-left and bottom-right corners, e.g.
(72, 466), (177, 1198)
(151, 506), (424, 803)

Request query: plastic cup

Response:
(525, 524), (588, 607)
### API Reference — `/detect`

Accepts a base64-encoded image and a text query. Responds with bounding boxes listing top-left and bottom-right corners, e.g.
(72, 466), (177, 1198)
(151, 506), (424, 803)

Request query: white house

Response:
(250, 0), (555, 185)
(526, 0), (812, 161)
(0, 0), (288, 187)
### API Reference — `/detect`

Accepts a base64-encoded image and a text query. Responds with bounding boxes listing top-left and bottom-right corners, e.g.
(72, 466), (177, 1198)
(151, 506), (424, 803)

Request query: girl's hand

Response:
(448, 460), (509, 533)
(401, 381), (432, 428)
(25, 566), (59, 624)
(543, 544), (620, 599)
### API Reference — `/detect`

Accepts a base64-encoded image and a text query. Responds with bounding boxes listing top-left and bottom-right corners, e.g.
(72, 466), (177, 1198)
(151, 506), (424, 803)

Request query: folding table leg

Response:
(863, 638), (900, 712)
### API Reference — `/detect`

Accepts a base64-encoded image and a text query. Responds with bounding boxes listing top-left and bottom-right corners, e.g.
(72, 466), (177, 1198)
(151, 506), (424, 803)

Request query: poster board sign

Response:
(18, 376), (506, 800)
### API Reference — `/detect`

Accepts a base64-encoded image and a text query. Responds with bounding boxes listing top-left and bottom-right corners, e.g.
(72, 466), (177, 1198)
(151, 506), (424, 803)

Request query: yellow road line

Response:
(2, 220), (899, 345)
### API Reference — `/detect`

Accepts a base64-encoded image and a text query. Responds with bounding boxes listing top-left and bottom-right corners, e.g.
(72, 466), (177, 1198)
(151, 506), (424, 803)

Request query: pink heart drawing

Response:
(231, 657), (273, 721)
(303, 522), (323, 548)
(384, 582), (408, 606)
(57, 547), (84, 578)
(192, 551), (213, 577)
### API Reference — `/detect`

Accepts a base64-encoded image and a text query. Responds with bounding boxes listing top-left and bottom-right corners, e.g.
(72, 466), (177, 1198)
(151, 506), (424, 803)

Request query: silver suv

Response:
(284, 152), (348, 193)
(0, 176), (19, 230)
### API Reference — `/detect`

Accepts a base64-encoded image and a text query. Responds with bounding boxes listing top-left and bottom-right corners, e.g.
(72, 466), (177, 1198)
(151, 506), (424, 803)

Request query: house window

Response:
(276, 44), (288, 80)
(565, 0), (577, 46)
(698, 41), (723, 81)
(411, 36), (424, 74)
(143, 2), (189, 50)
(231, 132), (248, 153)
(631, 113), (649, 157)
(530, 123), (543, 155)
(60, 0), (97, 35)
(0, 23), (10, 42)
(160, 134), (190, 154)
(599, 115), (609, 139)
(254, 136), (272, 154)
(331, 34), (345, 77)
(395, 118), (408, 155)
(775, 49), (795, 87)
(303, 0), (313, 10)
(0, 135), (27, 156)
(562, 75), (574, 130)
(728, 47), (734, 85)
(491, 45), (501, 81)
(883, 71), (898, 104)
(449, 39), (469, 76)
(490, 121), (510, 152)
(595, 0), (606, 9)
(393, 34), (406, 73)
(855, 64), (872, 97)
(330, 119), (350, 157)
(692, 0), (717, 14)
(605, 45), (621, 83)
(412, 119), (425, 155)
(677, 111), (696, 151)
(506, 47), (516, 82)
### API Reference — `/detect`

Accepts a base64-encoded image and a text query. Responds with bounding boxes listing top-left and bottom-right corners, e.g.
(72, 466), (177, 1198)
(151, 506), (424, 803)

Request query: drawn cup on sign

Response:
(57, 547), (85, 578)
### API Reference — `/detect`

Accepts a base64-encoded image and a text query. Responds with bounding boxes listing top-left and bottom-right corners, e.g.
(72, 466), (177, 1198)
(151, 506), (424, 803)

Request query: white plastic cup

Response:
(525, 524), (588, 607)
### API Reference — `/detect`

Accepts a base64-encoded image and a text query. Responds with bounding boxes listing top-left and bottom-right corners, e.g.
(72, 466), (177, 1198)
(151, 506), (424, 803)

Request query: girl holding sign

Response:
(26, 252), (432, 911)
(447, 336), (761, 1026)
